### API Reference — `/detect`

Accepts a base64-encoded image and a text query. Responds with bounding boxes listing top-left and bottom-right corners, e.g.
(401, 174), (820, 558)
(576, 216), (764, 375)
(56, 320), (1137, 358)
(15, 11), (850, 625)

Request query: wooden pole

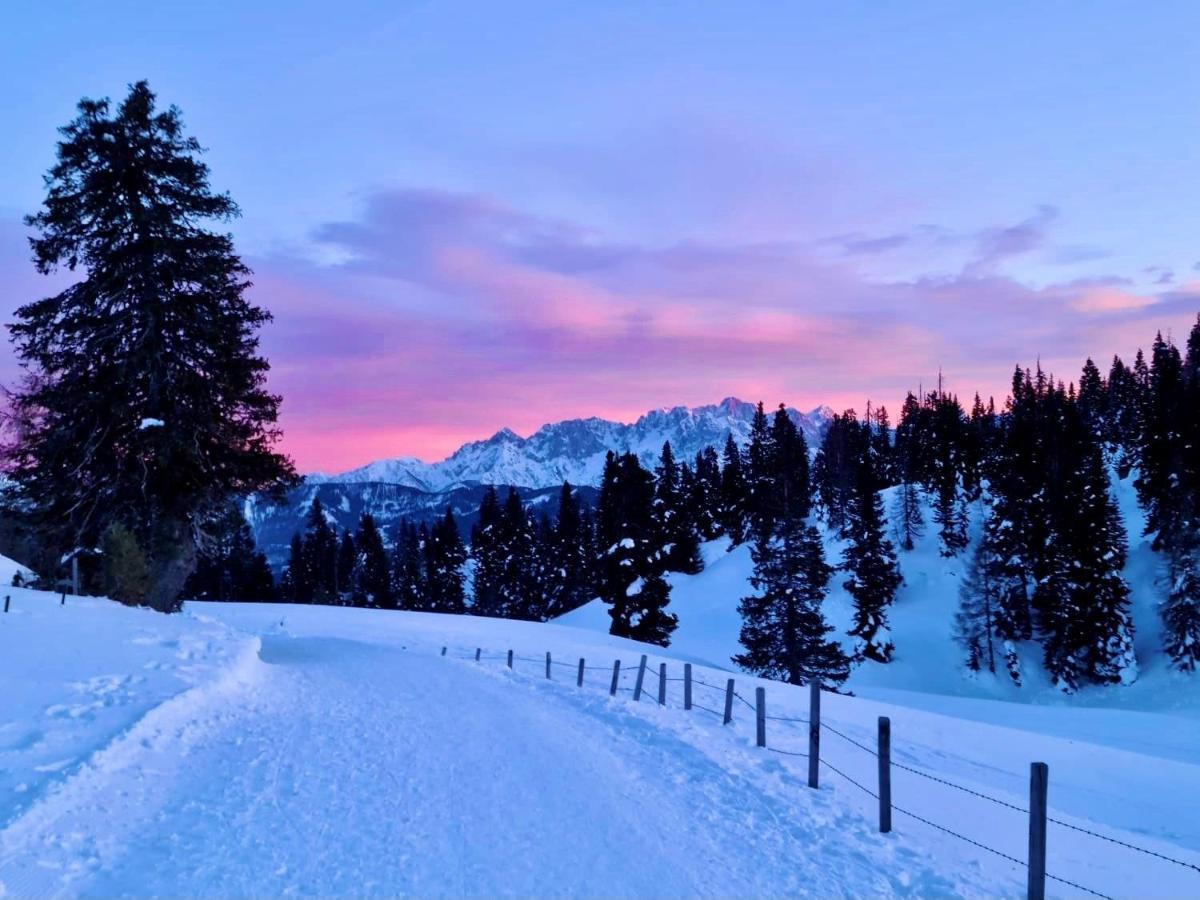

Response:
(60, 591), (65, 606)
(545, 651), (552, 679)
(577, 658), (585, 687)
(1028, 762), (1048, 900)
(441, 646), (447, 657)
(507, 649), (513, 669)
(878, 717), (892, 833)
(610, 660), (621, 696)
(723, 678), (735, 725)
(683, 663), (692, 710)
(3, 595), (8, 613)
(808, 681), (821, 789)
(658, 663), (667, 705)
(474, 647), (481, 661)
(634, 654), (648, 700)
(755, 687), (766, 747)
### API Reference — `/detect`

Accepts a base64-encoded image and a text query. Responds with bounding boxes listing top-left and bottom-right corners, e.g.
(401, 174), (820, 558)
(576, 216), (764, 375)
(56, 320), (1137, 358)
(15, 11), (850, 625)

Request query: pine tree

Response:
(812, 411), (866, 536)
(1041, 425), (1137, 691)
(734, 516), (850, 687)
(655, 442), (703, 575)
(718, 434), (749, 544)
(392, 519), (426, 611)
(336, 530), (356, 604)
(353, 514), (392, 609)
(424, 510), (466, 614)
(688, 447), (723, 541)
(842, 465), (901, 663)
(745, 402), (775, 542)
(735, 426), (849, 687)
(891, 480), (924, 552)
(469, 486), (505, 616)
(282, 534), (308, 603)
(1141, 317), (1200, 670)
(956, 534), (1001, 675)
(301, 499), (337, 604)
(928, 393), (969, 557)
(8, 81), (295, 611)
(497, 488), (542, 619)
(543, 482), (593, 617)
(597, 452), (677, 646)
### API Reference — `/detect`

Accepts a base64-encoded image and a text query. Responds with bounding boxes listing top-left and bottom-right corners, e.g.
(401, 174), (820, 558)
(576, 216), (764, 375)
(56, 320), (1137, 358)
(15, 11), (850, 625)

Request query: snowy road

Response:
(2, 629), (980, 897)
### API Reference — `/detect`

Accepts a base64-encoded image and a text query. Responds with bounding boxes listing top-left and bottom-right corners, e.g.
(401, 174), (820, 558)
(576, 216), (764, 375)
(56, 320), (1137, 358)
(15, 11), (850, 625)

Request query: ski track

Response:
(0, 632), (992, 898)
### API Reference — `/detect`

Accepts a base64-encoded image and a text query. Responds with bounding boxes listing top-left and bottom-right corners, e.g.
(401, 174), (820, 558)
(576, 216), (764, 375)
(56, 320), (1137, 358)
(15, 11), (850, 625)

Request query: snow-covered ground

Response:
(3, 581), (1199, 897)
(561, 473), (1200, 760)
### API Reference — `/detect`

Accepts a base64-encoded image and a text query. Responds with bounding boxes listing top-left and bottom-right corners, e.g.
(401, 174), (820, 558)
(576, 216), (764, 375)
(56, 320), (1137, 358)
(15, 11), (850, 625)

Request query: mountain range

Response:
(309, 398), (833, 491)
(250, 398), (833, 566)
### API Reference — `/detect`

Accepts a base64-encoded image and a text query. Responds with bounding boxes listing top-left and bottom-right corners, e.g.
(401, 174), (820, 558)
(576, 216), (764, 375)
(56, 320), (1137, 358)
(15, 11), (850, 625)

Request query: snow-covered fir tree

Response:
(842, 465), (901, 663)
(597, 452), (678, 646)
(352, 514), (392, 609)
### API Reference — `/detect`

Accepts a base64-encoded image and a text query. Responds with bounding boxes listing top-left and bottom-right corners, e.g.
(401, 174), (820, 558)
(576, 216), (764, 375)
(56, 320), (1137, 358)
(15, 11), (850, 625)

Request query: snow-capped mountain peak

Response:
(311, 398), (832, 491)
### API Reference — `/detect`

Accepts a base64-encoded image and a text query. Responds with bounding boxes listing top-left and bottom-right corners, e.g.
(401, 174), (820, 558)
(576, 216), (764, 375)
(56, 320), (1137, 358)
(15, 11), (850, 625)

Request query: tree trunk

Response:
(147, 519), (197, 613)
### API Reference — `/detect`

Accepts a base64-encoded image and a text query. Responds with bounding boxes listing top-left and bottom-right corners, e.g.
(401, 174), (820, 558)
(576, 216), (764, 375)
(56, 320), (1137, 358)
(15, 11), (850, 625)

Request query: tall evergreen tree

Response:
(392, 519), (426, 611)
(655, 442), (703, 575)
(842, 464), (902, 663)
(424, 510), (466, 614)
(8, 81), (295, 610)
(735, 426), (849, 686)
(597, 452), (677, 645)
(469, 486), (505, 616)
(353, 514), (392, 609)
(336, 530), (356, 603)
(891, 480), (925, 552)
(718, 434), (749, 544)
(282, 533), (309, 603)
(543, 482), (593, 617)
(301, 499), (337, 604)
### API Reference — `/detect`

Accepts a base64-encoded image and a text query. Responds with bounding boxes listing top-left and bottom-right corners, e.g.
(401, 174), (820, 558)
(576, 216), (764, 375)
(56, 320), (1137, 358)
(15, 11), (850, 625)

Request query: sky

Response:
(1, 1), (1198, 473)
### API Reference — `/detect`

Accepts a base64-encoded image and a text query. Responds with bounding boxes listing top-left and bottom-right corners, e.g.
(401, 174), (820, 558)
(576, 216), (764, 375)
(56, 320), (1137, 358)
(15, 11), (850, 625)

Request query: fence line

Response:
(439, 639), (1195, 899)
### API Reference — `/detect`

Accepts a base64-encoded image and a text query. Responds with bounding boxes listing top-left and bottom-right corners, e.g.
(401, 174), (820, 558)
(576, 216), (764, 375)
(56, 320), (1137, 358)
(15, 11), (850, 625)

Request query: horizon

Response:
(3, 2), (1199, 471)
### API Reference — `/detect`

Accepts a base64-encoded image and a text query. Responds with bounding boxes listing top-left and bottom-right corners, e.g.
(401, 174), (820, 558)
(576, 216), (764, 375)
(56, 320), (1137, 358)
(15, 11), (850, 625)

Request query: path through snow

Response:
(2, 628), (984, 897)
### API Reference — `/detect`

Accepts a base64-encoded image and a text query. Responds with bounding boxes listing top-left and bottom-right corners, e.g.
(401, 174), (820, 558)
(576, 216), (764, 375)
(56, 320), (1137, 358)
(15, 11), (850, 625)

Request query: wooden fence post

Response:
(723, 678), (735, 725)
(755, 687), (766, 747)
(441, 646), (447, 657)
(3, 595), (8, 613)
(658, 663), (667, 705)
(507, 649), (513, 669)
(610, 660), (621, 696)
(545, 651), (552, 679)
(684, 663), (692, 710)
(878, 717), (892, 833)
(577, 658), (585, 687)
(474, 647), (481, 662)
(60, 591), (66, 606)
(634, 655), (648, 700)
(808, 681), (821, 789)
(1028, 762), (1048, 900)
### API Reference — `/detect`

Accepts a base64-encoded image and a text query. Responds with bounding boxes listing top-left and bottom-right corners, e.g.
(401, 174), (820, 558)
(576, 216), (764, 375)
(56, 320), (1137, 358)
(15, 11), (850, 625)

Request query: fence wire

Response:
(440, 642), (1196, 894)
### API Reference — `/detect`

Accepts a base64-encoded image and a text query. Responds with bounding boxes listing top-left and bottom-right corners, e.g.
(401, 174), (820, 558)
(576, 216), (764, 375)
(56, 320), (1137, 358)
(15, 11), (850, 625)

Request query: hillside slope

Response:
(559, 472), (1200, 751)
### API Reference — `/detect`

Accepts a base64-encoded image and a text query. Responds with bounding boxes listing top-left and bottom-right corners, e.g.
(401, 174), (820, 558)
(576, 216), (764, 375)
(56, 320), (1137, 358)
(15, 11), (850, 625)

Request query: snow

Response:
(2, 575), (1198, 896)
(309, 398), (831, 489)
(137, 418), (164, 430)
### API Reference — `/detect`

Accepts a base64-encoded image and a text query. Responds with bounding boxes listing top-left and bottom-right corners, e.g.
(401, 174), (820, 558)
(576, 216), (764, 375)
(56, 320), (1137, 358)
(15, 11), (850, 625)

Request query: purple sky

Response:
(2, 2), (1198, 471)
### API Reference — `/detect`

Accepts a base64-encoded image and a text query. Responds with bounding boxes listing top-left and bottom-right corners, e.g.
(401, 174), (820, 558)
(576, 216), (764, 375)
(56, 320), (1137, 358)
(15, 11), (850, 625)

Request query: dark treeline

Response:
(195, 316), (1200, 691)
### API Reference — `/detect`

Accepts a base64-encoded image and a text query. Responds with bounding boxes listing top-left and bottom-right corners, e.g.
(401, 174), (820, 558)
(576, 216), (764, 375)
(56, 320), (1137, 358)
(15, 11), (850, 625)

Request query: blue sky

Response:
(2, 1), (1198, 469)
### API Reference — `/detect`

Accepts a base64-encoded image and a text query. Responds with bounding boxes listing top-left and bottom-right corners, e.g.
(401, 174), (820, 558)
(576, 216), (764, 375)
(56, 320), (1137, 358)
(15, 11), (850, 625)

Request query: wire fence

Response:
(437, 640), (1196, 899)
